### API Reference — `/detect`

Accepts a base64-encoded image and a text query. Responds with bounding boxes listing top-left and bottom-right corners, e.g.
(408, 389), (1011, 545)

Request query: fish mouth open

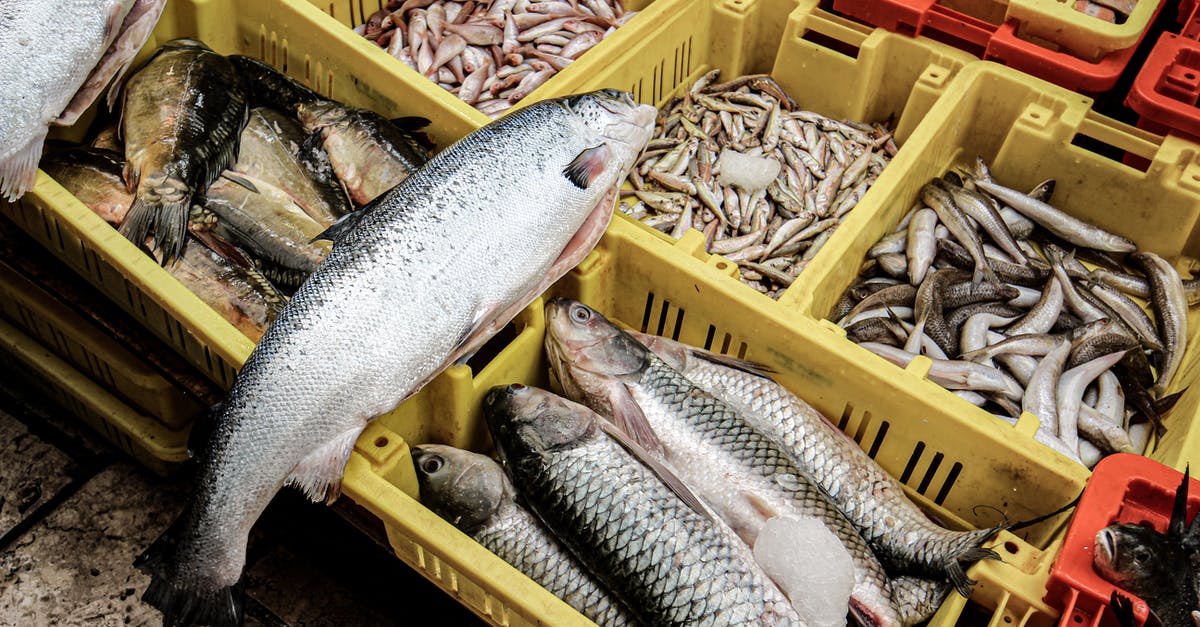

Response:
(1094, 528), (1117, 567)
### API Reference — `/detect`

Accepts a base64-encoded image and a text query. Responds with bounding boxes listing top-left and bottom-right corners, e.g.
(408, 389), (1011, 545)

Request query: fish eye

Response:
(1133, 548), (1150, 563)
(570, 304), (592, 323)
(420, 455), (444, 474)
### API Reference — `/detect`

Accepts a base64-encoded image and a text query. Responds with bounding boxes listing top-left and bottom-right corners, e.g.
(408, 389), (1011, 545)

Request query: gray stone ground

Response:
(0, 373), (482, 626)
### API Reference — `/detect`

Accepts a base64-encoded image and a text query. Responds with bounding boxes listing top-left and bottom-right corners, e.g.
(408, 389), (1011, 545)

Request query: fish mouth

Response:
(1094, 528), (1116, 568)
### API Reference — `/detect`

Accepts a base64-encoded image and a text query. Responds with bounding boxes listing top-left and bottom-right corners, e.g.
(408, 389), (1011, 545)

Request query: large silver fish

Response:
(483, 384), (802, 625)
(0, 0), (165, 200)
(545, 298), (904, 626)
(135, 90), (655, 626)
(412, 444), (636, 626)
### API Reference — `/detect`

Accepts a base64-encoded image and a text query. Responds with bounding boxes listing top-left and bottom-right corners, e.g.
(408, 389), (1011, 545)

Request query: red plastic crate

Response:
(831, 0), (1164, 93)
(1044, 454), (1200, 627)
(1126, 28), (1200, 146)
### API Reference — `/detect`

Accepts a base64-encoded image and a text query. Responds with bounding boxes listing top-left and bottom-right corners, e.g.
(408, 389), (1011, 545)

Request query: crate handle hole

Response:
(716, 261), (728, 270)
(1004, 616), (1013, 624)
(374, 436), (389, 447)
(928, 71), (941, 79)
(1073, 614), (1083, 623)
(1191, 174), (1200, 183)
(1004, 541), (1019, 554)
(1029, 112), (1041, 120)
(1188, 73), (1197, 80)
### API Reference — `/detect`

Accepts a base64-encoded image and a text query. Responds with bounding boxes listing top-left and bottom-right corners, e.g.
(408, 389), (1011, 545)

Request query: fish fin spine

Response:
(284, 427), (363, 505)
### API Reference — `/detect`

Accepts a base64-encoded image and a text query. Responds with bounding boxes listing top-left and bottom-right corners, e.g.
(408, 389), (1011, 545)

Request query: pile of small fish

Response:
(832, 156), (1191, 469)
(417, 298), (1010, 626)
(619, 70), (896, 299)
(40, 39), (432, 341)
(1074, 0), (1135, 23)
(1096, 469), (1199, 626)
(356, 0), (636, 118)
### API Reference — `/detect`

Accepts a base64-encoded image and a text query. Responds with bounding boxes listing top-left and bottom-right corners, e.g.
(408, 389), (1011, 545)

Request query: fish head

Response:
(1094, 523), (1173, 591)
(411, 444), (509, 533)
(483, 384), (599, 466)
(544, 298), (648, 404)
(559, 89), (656, 173)
(295, 101), (348, 134)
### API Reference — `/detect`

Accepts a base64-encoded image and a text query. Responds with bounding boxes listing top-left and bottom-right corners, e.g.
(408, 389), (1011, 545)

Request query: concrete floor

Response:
(0, 372), (483, 626)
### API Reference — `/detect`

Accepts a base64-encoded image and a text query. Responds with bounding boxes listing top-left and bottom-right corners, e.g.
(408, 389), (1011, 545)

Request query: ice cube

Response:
(754, 515), (853, 627)
(716, 149), (781, 194)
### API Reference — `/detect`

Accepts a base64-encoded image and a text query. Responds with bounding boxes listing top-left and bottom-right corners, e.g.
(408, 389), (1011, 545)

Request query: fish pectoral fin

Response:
(0, 128), (47, 201)
(608, 381), (665, 456)
(594, 417), (713, 523)
(220, 171), (260, 193)
(285, 427), (363, 505)
(562, 144), (610, 189)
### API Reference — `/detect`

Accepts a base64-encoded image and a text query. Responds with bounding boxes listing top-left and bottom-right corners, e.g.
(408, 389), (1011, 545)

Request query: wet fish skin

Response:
(631, 331), (1002, 598)
(1095, 524), (1198, 627)
(119, 38), (249, 265)
(921, 183), (999, 285)
(412, 444), (637, 626)
(936, 239), (1049, 287)
(546, 300), (903, 626)
(483, 385), (802, 625)
(906, 207), (938, 285)
(297, 100), (431, 206)
(936, 180), (1027, 266)
(159, 238), (285, 342)
(134, 91), (656, 627)
(40, 147), (133, 227)
(1129, 252), (1188, 397)
(0, 0), (160, 200)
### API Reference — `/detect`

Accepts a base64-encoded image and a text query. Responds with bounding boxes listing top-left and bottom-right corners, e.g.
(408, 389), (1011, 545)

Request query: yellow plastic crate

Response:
(797, 60), (1200, 477)
(342, 216), (1098, 627)
(546, 0), (978, 314)
(0, 260), (203, 429)
(1006, 0), (1163, 61)
(0, 0), (482, 392)
(0, 317), (187, 475)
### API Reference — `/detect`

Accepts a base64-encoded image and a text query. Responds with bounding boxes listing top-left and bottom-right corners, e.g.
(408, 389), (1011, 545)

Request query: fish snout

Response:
(1094, 528), (1117, 567)
(484, 383), (528, 412)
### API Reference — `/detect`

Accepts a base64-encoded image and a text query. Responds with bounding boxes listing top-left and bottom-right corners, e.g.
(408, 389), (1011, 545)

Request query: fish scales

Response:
(486, 387), (801, 626)
(135, 91), (655, 626)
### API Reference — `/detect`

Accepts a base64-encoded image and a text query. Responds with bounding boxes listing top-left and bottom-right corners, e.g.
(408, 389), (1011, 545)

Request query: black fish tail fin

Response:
(1170, 465), (1191, 540)
(120, 196), (190, 265)
(941, 532), (1003, 598)
(135, 514), (244, 627)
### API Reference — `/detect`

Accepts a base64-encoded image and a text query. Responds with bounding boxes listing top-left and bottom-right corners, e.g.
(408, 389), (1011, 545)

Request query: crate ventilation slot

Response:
(640, 292), (685, 340)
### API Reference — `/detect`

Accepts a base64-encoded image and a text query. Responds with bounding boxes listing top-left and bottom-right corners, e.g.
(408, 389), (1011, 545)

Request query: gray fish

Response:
(921, 182), (999, 285)
(483, 385), (802, 625)
(546, 299), (904, 626)
(412, 444), (636, 626)
(134, 90), (655, 626)
(631, 331), (1002, 598)
(119, 38), (249, 264)
(0, 0), (165, 200)
(297, 100), (431, 206)
(1129, 252), (1188, 397)
(231, 107), (351, 226)
(936, 180), (1027, 266)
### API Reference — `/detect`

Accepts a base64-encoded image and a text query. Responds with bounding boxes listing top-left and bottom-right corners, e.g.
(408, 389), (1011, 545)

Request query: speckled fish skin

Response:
(0, 0), (139, 200)
(135, 90), (655, 627)
(412, 444), (637, 626)
(545, 300), (902, 626)
(631, 332), (1000, 597)
(119, 38), (249, 265)
(483, 385), (802, 626)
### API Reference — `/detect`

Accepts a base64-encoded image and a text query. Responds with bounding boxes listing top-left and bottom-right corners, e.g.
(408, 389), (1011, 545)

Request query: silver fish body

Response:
(632, 332), (1000, 597)
(412, 444), (636, 626)
(484, 385), (801, 626)
(1129, 252), (1188, 397)
(135, 90), (655, 626)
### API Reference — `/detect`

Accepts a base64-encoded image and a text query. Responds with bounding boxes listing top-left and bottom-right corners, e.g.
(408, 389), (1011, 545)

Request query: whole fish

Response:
(1128, 252), (1188, 397)
(200, 175), (331, 292)
(134, 90), (655, 626)
(0, 0), (165, 200)
(1094, 470), (1200, 627)
(40, 147), (133, 226)
(412, 444), (636, 626)
(630, 332), (999, 600)
(545, 299), (904, 626)
(231, 107), (351, 226)
(484, 384), (802, 625)
(118, 38), (249, 264)
(296, 100), (431, 206)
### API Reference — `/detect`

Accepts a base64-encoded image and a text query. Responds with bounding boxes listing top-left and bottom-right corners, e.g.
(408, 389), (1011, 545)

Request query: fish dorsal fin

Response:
(608, 381), (664, 457)
(562, 144), (610, 189)
(311, 208), (370, 245)
(595, 416), (712, 522)
(1170, 465), (1191, 540)
(689, 346), (775, 378)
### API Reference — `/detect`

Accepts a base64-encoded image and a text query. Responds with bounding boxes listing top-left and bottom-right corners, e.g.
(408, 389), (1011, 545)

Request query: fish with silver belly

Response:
(412, 444), (636, 626)
(118, 38), (249, 265)
(630, 331), (1000, 602)
(1094, 469), (1200, 627)
(0, 0), (165, 200)
(134, 89), (655, 626)
(483, 384), (802, 625)
(545, 298), (906, 626)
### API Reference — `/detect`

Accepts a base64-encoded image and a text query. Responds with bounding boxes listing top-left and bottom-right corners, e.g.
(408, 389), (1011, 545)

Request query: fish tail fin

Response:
(120, 196), (190, 265)
(135, 514), (245, 627)
(0, 128), (48, 201)
(944, 542), (1001, 598)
